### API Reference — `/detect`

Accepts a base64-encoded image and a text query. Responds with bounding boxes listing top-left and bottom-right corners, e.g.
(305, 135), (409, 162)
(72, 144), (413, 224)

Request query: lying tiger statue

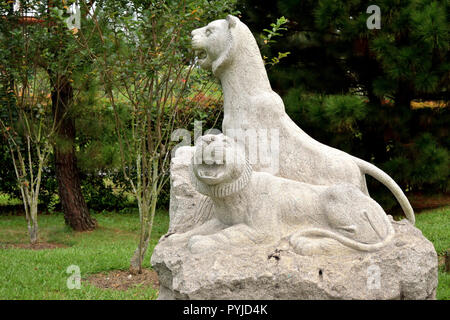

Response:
(166, 134), (394, 255)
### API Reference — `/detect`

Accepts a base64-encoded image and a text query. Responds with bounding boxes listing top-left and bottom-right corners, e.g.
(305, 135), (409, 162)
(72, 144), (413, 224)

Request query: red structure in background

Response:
(3, 1), (93, 26)
(10, 15), (45, 24)
(2, 0), (54, 25)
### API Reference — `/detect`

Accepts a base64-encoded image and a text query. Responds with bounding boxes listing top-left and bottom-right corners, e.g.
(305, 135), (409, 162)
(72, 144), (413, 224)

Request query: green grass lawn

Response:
(0, 206), (448, 300)
(415, 206), (450, 300)
(0, 210), (169, 299)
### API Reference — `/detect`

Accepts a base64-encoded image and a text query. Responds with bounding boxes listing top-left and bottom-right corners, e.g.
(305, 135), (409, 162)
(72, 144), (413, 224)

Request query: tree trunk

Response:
(29, 220), (38, 245)
(445, 250), (450, 273)
(51, 76), (97, 231)
(130, 200), (151, 274)
(130, 236), (150, 274)
(130, 177), (159, 274)
(394, 80), (413, 110)
(25, 197), (39, 244)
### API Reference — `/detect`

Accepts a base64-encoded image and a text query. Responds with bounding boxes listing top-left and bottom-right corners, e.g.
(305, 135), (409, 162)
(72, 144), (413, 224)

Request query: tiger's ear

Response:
(226, 15), (238, 28)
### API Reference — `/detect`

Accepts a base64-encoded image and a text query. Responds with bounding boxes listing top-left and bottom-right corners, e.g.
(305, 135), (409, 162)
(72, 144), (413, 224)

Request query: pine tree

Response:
(239, 0), (449, 209)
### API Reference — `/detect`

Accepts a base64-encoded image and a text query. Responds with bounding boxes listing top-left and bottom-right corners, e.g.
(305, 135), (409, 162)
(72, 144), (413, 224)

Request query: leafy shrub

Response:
(284, 88), (449, 212)
(80, 173), (134, 212)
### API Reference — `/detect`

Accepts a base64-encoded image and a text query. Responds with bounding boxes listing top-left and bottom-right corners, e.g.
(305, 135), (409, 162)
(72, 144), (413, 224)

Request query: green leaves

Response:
(308, 0), (449, 102)
(314, 0), (347, 31)
(260, 16), (291, 67)
(284, 89), (367, 132)
(261, 16), (289, 44)
(411, 1), (449, 50)
(322, 94), (368, 130)
(385, 133), (449, 189)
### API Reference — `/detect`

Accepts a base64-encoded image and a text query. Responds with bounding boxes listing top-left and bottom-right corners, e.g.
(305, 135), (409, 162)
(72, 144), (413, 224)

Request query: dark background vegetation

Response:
(1, 0), (448, 217)
(237, 0), (449, 213)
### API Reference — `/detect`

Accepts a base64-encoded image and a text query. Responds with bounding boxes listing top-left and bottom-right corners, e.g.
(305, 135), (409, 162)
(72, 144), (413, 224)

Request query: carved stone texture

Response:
(152, 218), (438, 300)
(152, 135), (437, 299)
(191, 15), (414, 224)
(167, 146), (212, 234)
(150, 15), (439, 300)
(166, 134), (396, 255)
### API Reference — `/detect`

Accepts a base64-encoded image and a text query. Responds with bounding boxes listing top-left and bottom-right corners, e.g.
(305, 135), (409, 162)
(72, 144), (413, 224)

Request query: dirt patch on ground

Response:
(410, 193), (450, 212)
(1, 242), (68, 250)
(438, 256), (444, 267)
(439, 254), (450, 271)
(85, 269), (159, 291)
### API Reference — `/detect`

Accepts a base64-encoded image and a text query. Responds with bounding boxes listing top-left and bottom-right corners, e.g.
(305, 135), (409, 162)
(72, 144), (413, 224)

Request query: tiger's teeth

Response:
(195, 49), (207, 60)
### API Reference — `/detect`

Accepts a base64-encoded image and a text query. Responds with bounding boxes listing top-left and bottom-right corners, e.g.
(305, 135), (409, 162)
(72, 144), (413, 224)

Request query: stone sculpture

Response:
(151, 140), (437, 299)
(151, 15), (438, 300)
(191, 15), (414, 224)
(167, 134), (394, 255)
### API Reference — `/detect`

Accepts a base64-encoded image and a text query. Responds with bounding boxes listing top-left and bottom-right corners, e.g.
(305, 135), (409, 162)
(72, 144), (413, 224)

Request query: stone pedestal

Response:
(151, 219), (437, 300)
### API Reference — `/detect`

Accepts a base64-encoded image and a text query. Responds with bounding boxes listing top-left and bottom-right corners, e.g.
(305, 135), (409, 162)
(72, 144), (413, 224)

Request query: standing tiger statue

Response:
(191, 15), (414, 224)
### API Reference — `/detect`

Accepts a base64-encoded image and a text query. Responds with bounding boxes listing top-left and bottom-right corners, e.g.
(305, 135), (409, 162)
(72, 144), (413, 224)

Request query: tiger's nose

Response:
(191, 27), (204, 38)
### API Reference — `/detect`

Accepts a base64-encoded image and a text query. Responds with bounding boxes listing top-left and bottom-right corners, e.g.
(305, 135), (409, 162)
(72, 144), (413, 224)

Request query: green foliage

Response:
(0, 138), (58, 211)
(240, 0), (449, 206)
(322, 95), (367, 131)
(285, 89), (367, 135)
(0, 142), (19, 197)
(73, 93), (134, 211)
(261, 16), (289, 44)
(240, 0), (449, 100)
(260, 16), (291, 67)
(78, 0), (239, 270)
(0, 0), (105, 239)
(0, 193), (22, 206)
(80, 175), (133, 212)
(385, 133), (449, 191)
(0, 0), (237, 214)
(284, 88), (449, 211)
(437, 268), (450, 300)
(316, 0), (448, 104)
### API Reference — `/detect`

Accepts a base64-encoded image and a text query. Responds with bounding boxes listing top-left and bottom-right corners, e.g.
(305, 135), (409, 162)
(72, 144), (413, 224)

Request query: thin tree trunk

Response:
(51, 76), (97, 231)
(22, 188), (39, 244)
(129, 234), (150, 274)
(129, 192), (159, 273)
(445, 250), (450, 273)
(130, 161), (159, 274)
(24, 194), (39, 244)
(29, 213), (38, 244)
(395, 80), (413, 110)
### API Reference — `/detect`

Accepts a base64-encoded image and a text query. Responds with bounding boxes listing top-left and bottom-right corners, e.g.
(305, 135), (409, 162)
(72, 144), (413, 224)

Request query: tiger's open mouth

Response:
(195, 49), (207, 62)
(195, 162), (226, 185)
(192, 40), (210, 67)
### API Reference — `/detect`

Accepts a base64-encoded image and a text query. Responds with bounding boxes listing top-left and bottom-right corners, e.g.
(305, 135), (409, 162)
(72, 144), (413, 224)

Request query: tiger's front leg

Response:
(187, 223), (271, 253)
(164, 218), (226, 245)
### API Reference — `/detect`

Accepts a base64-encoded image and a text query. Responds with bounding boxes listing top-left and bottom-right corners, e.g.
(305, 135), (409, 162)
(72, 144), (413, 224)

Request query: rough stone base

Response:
(151, 218), (438, 300)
